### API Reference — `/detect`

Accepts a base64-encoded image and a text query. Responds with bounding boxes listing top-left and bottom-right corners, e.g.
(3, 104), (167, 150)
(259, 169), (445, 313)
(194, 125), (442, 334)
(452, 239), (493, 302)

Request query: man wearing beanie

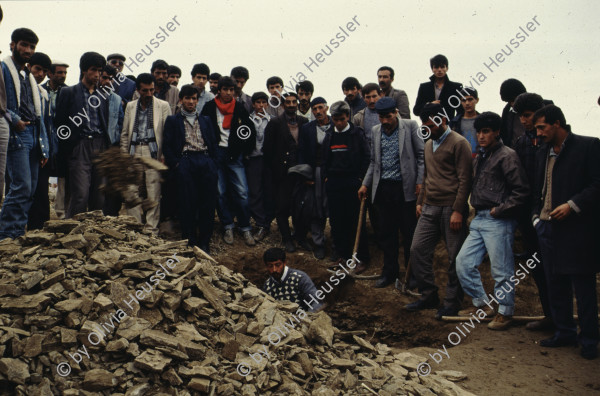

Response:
(359, 97), (424, 282)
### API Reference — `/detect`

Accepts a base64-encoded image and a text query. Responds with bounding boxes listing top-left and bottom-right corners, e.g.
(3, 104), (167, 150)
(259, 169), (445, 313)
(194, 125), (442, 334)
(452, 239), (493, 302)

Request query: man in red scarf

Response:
(201, 77), (256, 245)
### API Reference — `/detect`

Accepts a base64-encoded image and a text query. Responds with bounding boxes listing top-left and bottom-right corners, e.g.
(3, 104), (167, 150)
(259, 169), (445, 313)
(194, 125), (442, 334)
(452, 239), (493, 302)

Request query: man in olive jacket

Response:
(531, 105), (600, 360)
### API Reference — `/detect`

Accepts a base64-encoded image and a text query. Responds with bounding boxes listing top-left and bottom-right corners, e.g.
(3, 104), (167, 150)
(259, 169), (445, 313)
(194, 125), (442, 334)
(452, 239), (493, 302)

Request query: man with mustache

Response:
(133, 59), (178, 114)
(296, 80), (315, 122)
(531, 105), (600, 360)
(0, 28), (49, 239)
(377, 66), (411, 120)
(342, 77), (366, 119)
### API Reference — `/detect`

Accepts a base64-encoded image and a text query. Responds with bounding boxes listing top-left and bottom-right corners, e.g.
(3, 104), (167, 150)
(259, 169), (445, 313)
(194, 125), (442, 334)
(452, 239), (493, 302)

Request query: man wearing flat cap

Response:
(359, 97), (424, 283)
(107, 53), (136, 104)
(298, 96), (334, 259)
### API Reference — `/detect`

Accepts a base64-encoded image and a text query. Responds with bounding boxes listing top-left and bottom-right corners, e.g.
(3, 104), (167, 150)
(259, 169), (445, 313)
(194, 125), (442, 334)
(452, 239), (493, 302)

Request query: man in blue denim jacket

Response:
(456, 112), (529, 330)
(0, 28), (49, 240)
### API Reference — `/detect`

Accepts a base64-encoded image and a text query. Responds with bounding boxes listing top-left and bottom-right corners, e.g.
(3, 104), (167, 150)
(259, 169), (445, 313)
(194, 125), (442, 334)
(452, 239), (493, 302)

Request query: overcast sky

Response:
(2, 0), (599, 137)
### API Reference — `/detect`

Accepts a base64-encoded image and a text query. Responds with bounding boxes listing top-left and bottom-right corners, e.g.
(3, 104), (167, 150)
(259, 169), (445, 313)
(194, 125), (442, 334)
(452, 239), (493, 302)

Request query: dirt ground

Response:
(204, 218), (600, 396)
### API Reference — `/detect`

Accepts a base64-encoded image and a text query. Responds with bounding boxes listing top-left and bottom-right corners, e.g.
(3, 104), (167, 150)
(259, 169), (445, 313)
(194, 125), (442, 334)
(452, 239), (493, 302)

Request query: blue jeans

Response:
(215, 147), (251, 232)
(456, 210), (517, 316)
(0, 125), (39, 239)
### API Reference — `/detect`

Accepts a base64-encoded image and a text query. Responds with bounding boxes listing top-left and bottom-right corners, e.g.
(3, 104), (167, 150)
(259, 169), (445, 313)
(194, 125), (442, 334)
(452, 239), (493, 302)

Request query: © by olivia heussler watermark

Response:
(235, 255), (360, 377)
(56, 15), (181, 141)
(55, 254), (181, 377)
(416, 252), (541, 377)
(418, 15), (541, 141)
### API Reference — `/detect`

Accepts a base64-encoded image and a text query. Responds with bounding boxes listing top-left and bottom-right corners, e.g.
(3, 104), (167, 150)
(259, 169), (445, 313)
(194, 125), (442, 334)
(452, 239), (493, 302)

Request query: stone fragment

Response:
(188, 378), (211, 392)
(58, 234), (88, 249)
(306, 311), (334, 346)
(0, 358), (30, 385)
(83, 368), (117, 391)
(40, 269), (66, 289)
(134, 349), (171, 372)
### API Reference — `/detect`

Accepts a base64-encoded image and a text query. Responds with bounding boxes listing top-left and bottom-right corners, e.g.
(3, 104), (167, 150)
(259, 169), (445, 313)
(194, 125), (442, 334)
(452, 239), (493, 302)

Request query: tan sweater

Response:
(417, 131), (473, 212)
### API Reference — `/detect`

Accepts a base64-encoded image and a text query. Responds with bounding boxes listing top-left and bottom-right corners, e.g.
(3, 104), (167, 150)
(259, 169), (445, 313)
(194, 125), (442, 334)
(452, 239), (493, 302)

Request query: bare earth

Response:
(208, 219), (600, 396)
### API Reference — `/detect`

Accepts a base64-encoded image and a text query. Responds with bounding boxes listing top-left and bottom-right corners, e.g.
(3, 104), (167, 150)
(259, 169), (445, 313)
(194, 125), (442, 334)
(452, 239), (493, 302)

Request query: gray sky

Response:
(2, 0), (599, 137)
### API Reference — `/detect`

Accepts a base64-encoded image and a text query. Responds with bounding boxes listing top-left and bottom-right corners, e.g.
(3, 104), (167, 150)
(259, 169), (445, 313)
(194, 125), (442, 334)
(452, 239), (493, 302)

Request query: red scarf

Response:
(215, 97), (236, 129)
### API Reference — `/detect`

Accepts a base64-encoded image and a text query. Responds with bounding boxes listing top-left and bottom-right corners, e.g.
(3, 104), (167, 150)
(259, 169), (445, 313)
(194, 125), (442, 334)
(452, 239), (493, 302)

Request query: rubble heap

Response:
(0, 212), (474, 395)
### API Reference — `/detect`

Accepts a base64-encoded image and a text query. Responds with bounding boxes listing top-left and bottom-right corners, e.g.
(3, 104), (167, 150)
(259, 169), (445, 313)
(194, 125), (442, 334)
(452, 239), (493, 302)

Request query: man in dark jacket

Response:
(323, 101), (370, 266)
(163, 85), (218, 252)
(531, 105), (600, 360)
(413, 54), (463, 120)
(298, 97), (333, 259)
(499, 78), (527, 148)
(201, 76), (256, 246)
(456, 112), (529, 331)
(55, 51), (109, 219)
(263, 92), (308, 252)
(513, 92), (553, 331)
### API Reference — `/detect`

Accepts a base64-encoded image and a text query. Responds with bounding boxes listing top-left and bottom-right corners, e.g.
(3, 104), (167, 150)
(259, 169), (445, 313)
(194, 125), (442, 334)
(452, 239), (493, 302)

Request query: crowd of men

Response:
(0, 20), (598, 361)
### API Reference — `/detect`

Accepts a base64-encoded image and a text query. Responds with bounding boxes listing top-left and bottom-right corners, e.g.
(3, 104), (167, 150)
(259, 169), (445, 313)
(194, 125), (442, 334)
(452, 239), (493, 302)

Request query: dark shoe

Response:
(223, 229), (234, 244)
(242, 230), (256, 246)
(254, 227), (269, 242)
(313, 246), (325, 260)
(374, 277), (394, 288)
(540, 335), (578, 348)
(297, 240), (312, 251)
(581, 345), (598, 360)
(405, 295), (440, 311)
(354, 263), (368, 275)
(525, 317), (554, 331)
(284, 240), (296, 253)
(435, 306), (459, 320)
(488, 313), (513, 330)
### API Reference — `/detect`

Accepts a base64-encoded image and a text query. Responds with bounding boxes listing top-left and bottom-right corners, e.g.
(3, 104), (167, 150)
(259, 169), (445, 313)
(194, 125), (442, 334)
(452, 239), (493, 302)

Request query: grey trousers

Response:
(410, 204), (467, 308)
(0, 117), (9, 200)
(67, 136), (107, 218)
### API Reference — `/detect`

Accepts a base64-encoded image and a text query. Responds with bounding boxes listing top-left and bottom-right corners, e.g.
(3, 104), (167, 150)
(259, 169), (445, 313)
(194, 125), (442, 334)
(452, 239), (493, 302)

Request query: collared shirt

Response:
(381, 127), (402, 181)
(334, 123), (351, 133)
(183, 116), (207, 152)
(432, 127), (451, 152)
(434, 83), (443, 100)
(249, 110), (270, 157)
(136, 105), (151, 141)
(316, 122), (330, 144)
(18, 69), (36, 122)
(297, 107), (315, 121)
(42, 82), (65, 119)
(216, 106), (229, 147)
(195, 88), (215, 114)
(81, 83), (103, 135)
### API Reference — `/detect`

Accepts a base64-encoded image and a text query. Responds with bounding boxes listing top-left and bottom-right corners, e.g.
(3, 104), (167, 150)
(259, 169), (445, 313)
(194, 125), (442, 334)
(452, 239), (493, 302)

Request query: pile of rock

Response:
(0, 213), (474, 395)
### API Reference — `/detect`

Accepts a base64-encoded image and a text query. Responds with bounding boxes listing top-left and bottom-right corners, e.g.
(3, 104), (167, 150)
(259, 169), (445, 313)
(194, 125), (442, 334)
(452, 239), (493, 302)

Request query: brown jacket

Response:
(417, 130), (472, 212)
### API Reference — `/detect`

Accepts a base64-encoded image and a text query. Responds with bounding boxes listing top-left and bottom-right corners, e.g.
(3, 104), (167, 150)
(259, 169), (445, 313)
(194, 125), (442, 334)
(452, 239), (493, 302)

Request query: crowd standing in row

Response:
(0, 23), (597, 360)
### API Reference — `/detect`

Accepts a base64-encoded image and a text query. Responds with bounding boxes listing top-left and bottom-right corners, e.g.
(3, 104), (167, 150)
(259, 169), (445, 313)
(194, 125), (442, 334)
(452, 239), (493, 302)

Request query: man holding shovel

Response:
(359, 97), (424, 286)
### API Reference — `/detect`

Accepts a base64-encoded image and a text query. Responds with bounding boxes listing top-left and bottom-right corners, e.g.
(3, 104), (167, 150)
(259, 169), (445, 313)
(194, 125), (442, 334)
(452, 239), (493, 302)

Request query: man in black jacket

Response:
(455, 112), (529, 330)
(531, 105), (600, 360)
(323, 101), (370, 266)
(298, 97), (333, 259)
(413, 54), (463, 121)
(201, 77), (256, 246)
(55, 52), (109, 218)
(163, 85), (218, 252)
(263, 92), (308, 252)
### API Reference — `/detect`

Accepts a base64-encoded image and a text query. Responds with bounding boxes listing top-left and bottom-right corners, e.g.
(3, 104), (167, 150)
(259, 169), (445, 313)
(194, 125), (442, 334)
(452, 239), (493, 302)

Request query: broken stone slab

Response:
(420, 375), (477, 396)
(58, 234), (88, 250)
(0, 293), (52, 313)
(0, 358), (30, 385)
(106, 338), (129, 352)
(306, 311), (334, 347)
(0, 283), (21, 297)
(116, 318), (152, 341)
(92, 226), (126, 240)
(435, 370), (468, 382)
(187, 378), (211, 392)
(178, 365), (217, 378)
(23, 271), (44, 290)
(134, 349), (172, 372)
(83, 368), (117, 391)
(40, 269), (66, 289)
(195, 277), (229, 318)
(353, 335), (376, 352)
(394, 352), (427, 371)
(121, 252), (152, 266)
